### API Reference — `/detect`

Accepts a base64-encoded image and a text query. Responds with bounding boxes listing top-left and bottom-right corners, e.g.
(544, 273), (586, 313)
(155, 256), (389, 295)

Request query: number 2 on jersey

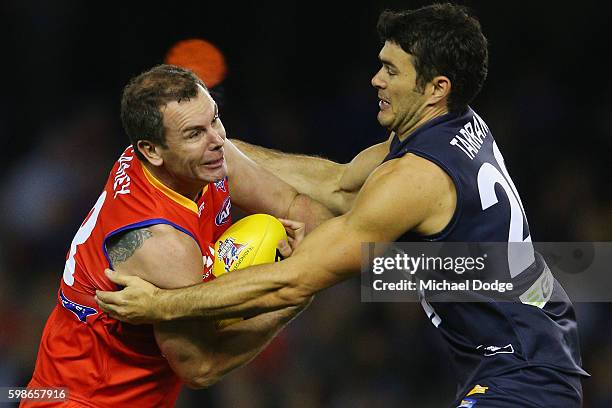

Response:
(63, 191), (107, 286)
(477, 142), (534, 278)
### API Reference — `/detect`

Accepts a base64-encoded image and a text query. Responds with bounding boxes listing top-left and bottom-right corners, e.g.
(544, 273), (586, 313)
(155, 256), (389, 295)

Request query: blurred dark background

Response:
(0, 1), (610, 407)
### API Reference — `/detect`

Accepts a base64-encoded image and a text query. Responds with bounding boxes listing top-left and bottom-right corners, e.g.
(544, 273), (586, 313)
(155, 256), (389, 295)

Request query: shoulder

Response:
(108, 224), (198, 258)
(369, 152), (452, 191)
(347, 153), (455, 238)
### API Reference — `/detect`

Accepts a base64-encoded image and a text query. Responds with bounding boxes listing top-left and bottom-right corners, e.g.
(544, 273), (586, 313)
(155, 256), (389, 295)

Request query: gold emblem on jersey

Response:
(466, 384), (488, 396)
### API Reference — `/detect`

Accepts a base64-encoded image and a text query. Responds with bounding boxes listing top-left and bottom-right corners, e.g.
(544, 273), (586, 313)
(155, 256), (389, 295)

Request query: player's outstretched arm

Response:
(104, 223), (306, 388)
(224, 139), (333, 233)
(97, 154), (455, 323)
(232, 135), (394, 215)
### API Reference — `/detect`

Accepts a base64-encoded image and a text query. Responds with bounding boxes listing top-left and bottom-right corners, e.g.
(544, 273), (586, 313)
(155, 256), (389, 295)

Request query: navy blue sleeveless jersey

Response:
(382, 107), (588, 397)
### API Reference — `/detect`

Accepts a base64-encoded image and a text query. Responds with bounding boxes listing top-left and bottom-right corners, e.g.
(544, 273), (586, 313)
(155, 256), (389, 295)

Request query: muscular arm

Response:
(107, 224), (306, 388)
(105, 154), (455, 322)
(156, 302), (307, 388)
(224, 139), (333, 232)
(232, 134), (394, 215)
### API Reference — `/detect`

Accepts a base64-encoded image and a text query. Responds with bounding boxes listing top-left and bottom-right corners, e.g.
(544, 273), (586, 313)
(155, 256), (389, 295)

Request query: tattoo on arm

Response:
(107, 228), (153, 265)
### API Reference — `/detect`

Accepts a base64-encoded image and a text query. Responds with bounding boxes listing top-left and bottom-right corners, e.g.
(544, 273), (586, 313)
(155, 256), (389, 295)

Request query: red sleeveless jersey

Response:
(25, 146), (232, 407)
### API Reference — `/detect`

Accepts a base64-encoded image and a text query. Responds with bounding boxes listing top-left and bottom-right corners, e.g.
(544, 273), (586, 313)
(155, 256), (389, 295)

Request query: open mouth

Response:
(203, 157), (224, 168)
(378, 97), (391, 110)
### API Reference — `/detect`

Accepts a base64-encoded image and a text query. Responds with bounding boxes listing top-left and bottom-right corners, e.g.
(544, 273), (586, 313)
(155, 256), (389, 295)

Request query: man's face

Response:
(371, 41), (428, 135)
(160, 85), (227, 186)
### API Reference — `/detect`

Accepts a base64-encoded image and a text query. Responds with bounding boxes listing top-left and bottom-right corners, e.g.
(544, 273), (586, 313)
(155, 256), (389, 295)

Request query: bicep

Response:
(286, 159), (437, 292)
(106, 225), (219, 383)
(225, 139), (297, 217)
(339, 135), (392, 191)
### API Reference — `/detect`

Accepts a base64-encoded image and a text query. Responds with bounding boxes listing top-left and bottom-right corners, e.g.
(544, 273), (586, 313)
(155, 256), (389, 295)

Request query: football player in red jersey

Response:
(23, 65), (332, 407)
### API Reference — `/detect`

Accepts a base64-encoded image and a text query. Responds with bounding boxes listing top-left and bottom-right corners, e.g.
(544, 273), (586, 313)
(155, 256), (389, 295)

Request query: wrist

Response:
(158, 289), (175, 321)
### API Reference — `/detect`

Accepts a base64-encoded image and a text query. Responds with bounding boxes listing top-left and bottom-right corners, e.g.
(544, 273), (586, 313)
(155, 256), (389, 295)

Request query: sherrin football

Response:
(213, 213), (287, 278)
(212, 214), (287, 329)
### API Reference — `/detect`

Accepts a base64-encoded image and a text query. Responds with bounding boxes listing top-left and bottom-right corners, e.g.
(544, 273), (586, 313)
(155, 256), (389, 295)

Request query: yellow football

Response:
(213, 213), (287, 278)
(212, 214), (287, 328)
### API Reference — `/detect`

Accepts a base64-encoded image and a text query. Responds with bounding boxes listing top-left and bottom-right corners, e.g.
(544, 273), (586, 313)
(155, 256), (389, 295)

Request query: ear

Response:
(427, 75), (451, 106)
(137, 140), (164, 167)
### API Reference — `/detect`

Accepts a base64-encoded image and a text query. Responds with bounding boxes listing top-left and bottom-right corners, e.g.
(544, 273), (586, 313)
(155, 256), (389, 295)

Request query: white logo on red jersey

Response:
(113, 150), (133, 198)
(202, 246), (215, 280)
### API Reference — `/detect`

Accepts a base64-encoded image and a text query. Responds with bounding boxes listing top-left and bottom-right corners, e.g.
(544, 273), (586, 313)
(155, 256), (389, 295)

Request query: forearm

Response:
(159, 260), (308, 321)
(158, 216), (359, 322)
(209, 301), (310, 380)
(156, 303), (308, 388)
(232, 139), (348, 214)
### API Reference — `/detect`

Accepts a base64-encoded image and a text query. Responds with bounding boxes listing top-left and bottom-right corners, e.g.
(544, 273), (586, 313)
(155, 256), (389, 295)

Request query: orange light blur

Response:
(165, 39), (227, 88)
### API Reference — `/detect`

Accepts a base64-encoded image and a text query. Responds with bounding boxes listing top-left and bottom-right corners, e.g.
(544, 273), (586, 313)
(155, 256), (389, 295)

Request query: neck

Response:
(142, 162), (203, 202)
(396, 104), (449, 142)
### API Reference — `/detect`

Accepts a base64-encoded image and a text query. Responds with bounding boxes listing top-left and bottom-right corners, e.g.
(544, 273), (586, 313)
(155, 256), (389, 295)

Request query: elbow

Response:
(186, 375), (221, 389)
(184, 363), (222, 389)
(329, 190), (354, 215)
(158, 335), (227, 389)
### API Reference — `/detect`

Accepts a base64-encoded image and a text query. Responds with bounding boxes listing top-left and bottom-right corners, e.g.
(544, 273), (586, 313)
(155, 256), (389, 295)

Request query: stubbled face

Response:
(371, 41), (429, 136)
(160, 85), (227, 189)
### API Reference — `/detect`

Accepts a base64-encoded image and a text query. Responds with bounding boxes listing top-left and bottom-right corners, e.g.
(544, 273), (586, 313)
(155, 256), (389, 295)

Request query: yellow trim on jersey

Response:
(141, 165), (205, 214)
(466, 384), (488, 397)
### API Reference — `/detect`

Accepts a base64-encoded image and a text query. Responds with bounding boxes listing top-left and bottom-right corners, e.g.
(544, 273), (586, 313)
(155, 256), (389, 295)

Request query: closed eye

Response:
(385, 66), (396, 76)
(380, 59), (398, 76)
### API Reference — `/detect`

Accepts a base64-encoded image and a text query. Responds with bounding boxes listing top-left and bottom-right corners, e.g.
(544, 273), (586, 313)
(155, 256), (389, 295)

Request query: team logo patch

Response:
(214, 178), (227, 192)
(217, 237), (248, 274)
(466, 384), (488, 397)
(476, 343), (514, 356)
(215, 196), (232, 226)
(456, 398), (477, 408)
(60, 290), (97, 323)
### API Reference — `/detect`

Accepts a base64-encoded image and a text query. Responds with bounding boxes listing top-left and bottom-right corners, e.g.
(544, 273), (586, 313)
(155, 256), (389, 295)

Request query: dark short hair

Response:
(120, 64), (208, 160)
(377, 3), (488, 113)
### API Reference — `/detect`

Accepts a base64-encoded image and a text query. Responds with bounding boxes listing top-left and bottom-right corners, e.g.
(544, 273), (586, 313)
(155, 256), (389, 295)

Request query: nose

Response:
(371, 68), (386, 89)
(209, 128), (225, 150)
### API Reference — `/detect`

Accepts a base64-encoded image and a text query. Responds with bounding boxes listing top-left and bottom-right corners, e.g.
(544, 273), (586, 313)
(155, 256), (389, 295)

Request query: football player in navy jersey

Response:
(96, 4), (588, 406)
